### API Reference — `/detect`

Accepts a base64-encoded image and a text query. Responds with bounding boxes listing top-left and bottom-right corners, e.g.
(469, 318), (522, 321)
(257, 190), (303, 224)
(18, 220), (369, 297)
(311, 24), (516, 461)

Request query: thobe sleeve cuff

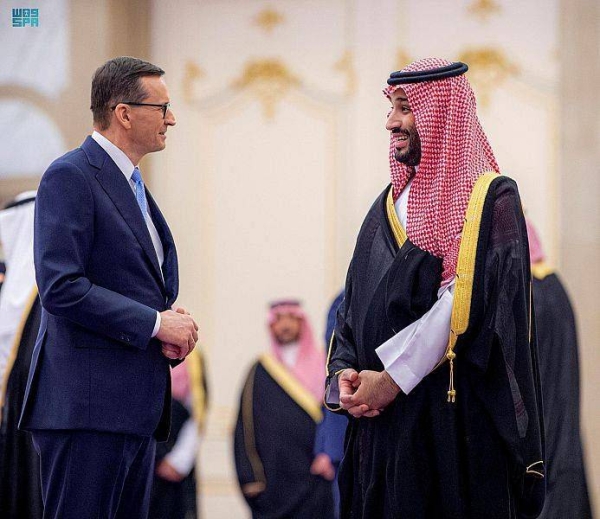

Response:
(151, 311), (161, 338)
(324, 370), (344, 407)
(376, 281), (454, 394)
(325, 374), (340, 405)
(385, 363), (422, 395)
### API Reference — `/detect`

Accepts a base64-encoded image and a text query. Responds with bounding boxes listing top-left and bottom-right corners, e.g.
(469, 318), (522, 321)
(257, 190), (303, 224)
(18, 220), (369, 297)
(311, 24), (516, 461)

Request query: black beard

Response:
(394, 130), (422, 166)
(275, 333), (300, 345)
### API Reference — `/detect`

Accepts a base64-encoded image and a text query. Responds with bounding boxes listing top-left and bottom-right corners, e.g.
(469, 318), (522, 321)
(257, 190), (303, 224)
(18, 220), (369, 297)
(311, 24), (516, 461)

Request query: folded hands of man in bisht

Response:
(339, 369), (400, 418)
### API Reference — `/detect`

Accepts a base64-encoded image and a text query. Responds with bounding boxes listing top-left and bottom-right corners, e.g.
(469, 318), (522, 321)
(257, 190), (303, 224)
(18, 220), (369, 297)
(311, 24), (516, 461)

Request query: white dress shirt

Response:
(91, 131), (163, 337)
(375, 180), (454, 394)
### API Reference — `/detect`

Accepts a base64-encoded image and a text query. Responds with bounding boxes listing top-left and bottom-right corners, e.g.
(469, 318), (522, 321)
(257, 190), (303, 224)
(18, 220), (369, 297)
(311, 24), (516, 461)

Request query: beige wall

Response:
(560, 0), (600, 511)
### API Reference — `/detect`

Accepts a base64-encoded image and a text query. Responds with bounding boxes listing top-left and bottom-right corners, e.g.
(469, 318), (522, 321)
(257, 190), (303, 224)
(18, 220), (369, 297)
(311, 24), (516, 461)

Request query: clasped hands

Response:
(157, 306), (199, 360)
(339, 369), (401, 418)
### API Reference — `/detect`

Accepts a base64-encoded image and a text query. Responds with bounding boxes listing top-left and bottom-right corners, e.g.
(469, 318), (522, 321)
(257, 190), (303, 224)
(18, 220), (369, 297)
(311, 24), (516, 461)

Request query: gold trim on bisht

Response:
(259, 353), (323, 423)
(531, 260), (554, 281)
(241, 363), (267, 490)
(440, 172), (498, 403)
(386, 187), (408, 247)
(187, 347), (208, 434)
(0, 287), (38, 415)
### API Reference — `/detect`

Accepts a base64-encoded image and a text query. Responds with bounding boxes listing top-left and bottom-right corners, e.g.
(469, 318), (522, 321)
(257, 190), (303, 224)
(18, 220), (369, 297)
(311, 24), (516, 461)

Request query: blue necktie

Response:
(131, 167), (148, 216)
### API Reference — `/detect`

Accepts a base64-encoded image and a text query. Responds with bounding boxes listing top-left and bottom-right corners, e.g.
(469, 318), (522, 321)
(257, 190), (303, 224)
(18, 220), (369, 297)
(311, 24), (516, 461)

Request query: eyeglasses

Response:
(111, 101), (171, 118)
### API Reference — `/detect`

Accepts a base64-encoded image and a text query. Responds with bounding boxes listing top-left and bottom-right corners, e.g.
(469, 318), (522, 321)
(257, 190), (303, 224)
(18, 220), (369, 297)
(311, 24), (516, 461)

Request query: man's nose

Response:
(386, 112), (400, 132)
(165, 108), (176, 126)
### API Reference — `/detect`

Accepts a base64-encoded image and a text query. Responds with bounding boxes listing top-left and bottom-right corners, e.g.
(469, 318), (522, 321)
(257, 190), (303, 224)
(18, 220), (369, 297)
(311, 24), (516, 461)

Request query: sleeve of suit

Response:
(34, 161), (158, 349)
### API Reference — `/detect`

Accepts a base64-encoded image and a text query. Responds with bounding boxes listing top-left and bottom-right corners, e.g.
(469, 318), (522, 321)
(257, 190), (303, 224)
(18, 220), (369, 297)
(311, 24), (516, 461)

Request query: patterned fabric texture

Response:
(384, 57), (500, 282)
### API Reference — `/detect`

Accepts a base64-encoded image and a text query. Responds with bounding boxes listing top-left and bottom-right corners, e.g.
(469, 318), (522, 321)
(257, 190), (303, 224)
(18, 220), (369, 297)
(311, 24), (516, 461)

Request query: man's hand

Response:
(339, 369), (371, 418)
(161, 343), (183, 360)
(310, 453), (336, 481)
(155, 459), (185, 482)
(340, 370), (400, 418)
(157, 307), (198, 360)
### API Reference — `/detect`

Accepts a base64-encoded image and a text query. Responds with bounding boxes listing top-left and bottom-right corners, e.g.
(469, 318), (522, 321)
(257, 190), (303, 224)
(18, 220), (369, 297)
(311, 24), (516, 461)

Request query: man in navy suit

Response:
(19, 57), (199, 519)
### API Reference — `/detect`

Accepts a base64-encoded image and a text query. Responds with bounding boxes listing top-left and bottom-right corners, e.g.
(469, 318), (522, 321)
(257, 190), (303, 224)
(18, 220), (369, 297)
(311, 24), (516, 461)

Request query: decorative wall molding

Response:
(182, 61), (205, 104)
(253, 6), (285, 34)
(466, 0), (501, 22)
(231, 59), (301, 120)
(395, 49), (412, 70)
(458, 47), (518, 108)
(333, 50), (356, 95)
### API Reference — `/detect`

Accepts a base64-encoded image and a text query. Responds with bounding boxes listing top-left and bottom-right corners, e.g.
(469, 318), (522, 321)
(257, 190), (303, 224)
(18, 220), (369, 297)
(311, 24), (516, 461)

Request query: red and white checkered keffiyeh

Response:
(384, 58), (500, 282)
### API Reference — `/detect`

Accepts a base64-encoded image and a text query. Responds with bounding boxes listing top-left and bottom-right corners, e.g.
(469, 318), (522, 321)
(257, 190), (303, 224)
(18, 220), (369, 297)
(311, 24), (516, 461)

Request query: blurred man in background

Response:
(526, 220), (592, 519)
(150, 349), (209, 519)
(312, 290), (347, 519)
(234, 300), (334, 519)
(0, 192), (42, 518)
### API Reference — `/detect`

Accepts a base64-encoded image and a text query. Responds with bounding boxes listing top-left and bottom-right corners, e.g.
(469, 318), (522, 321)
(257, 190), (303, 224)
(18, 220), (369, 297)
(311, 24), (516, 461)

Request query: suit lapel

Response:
(146, 189), (179, 306)
(82, 137), (165, 287)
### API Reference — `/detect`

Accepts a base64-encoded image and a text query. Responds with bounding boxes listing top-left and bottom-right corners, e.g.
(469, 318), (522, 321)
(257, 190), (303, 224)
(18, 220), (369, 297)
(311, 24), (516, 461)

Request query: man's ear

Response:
(113, 104), (132, 129)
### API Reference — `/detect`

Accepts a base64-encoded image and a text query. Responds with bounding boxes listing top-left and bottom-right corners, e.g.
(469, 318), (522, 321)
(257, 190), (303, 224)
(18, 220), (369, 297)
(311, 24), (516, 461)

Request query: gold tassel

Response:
(447, 350), (456, 403)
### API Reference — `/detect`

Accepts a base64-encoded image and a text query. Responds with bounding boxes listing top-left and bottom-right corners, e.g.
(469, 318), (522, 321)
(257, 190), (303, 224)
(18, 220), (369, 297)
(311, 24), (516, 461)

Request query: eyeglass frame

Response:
(111, 101), (171, 119)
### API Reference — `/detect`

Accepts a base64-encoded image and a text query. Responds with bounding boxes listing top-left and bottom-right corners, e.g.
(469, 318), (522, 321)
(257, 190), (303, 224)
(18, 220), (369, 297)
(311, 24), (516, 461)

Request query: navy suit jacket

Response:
(20, 136), (179, 441)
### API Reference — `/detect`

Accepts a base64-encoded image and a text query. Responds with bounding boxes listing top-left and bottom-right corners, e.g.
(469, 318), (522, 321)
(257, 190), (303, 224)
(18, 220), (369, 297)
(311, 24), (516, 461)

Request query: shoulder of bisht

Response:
(258, 353), (322, 423)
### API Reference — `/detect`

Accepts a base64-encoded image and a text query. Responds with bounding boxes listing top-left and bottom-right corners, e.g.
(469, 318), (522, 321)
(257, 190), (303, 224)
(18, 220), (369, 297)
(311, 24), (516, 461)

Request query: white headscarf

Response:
(0, 191), (37, 388)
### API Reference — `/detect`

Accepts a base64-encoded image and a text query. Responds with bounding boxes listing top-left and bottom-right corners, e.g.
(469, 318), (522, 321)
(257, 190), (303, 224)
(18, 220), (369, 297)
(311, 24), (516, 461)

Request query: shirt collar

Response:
(91, 130), (137, 181)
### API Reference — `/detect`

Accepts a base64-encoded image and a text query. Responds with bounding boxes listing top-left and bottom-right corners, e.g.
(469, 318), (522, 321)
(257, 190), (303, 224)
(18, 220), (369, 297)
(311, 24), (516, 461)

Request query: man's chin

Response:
(394, 150), (420, 167)
(277, 336), (297, 345)
(394, 150), (409, 163)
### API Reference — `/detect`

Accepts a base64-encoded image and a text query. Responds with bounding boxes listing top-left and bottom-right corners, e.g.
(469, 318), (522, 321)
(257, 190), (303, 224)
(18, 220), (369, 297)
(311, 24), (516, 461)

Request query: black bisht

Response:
(234, 359), (335, 519)
(327, 176), (545, 519)
(0, 297), (43, 518)
(533, 272), (592, 519)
